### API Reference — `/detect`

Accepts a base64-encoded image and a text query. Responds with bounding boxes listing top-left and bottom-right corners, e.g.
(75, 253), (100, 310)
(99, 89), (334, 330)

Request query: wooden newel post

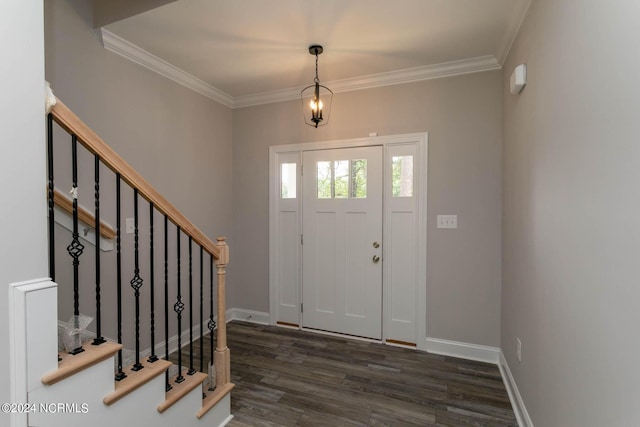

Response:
(214, 236), (230, 388)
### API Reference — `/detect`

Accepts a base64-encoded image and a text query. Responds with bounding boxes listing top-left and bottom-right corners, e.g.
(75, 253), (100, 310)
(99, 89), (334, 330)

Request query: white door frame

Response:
(268, 133), (428, 351)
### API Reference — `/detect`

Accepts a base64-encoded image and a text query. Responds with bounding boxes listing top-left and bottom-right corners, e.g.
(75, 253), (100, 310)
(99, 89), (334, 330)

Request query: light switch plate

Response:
(126, 218), (135, 234)
(437, 215), (457, 229)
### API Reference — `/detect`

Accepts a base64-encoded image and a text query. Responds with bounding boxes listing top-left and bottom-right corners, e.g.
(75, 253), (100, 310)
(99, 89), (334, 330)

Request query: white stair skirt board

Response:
(499, 350), (534, 427)
(425, 337), (500, 364)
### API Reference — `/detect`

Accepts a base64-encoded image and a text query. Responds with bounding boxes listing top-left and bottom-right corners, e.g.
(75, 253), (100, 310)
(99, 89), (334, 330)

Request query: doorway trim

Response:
(268, 133), (428, 351)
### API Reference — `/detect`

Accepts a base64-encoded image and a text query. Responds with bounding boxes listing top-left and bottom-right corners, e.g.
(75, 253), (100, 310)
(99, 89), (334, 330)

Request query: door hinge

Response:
(300, 234), (303, 245)
(301, 303), (303, 313)
(300, 165), (303, 176)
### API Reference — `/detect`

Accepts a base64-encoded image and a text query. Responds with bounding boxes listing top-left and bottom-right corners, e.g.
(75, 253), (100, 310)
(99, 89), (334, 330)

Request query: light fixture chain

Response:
(315, 52), (319, 83)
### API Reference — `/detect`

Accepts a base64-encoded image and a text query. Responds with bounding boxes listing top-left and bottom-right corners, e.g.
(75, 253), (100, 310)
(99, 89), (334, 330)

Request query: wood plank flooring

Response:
(171, 322), (517, 426)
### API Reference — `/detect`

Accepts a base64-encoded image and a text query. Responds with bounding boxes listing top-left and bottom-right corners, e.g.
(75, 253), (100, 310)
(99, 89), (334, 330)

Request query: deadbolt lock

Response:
(373, 241), (380, 248)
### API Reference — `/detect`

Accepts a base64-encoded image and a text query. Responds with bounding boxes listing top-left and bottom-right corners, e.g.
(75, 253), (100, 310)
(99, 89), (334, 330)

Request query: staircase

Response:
(7, 88), (233, 427)
(11, 279), (232, 427)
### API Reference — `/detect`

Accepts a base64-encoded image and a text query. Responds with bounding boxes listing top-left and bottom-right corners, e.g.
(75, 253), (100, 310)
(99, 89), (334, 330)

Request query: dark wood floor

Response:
(172, 321), (516, 426)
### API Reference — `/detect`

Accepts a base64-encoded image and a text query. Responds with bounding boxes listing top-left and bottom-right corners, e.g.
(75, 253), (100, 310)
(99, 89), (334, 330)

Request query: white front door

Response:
(302, 146), (383, 339)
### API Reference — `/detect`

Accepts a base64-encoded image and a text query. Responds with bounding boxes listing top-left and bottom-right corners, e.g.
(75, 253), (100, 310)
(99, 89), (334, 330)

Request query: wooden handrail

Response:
(50, 99), (219, 260)
(52, 188), (116, 239)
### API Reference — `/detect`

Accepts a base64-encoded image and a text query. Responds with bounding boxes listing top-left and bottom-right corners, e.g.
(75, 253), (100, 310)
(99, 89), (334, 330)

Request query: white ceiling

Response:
(103, 0), (531, 108)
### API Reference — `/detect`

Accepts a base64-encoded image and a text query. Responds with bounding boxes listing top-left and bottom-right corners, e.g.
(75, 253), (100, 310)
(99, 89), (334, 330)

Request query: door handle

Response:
(372, 255), (380, 263)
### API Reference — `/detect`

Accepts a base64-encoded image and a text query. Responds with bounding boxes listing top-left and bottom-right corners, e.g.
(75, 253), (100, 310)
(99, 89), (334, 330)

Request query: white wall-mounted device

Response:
(510, 64), (527, 94)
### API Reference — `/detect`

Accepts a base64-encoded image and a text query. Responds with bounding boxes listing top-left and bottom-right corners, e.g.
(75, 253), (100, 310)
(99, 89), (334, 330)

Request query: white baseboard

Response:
(499, 350), (534, 427)
(225, 308), (270, 325)
(425, 337), (500, 364)
(220, 414), (234, 427)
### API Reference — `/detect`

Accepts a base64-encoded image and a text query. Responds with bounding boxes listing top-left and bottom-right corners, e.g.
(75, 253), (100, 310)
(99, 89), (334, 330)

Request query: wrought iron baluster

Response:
(199, 246), (204, 373)
(92, 155), (105, 346)
(130, 189), (144, 372)
(47, 115), (61, 362)
(67, 135), (85, 355)
(188, 237), (196, 375)
(47, 114), (55, 282)
(148, 202), (158, 363)
(115, 174), (126, 381)
(174, 227), (185, 384)
(164, 215), (172, 391)
(208, 252), (216, 384)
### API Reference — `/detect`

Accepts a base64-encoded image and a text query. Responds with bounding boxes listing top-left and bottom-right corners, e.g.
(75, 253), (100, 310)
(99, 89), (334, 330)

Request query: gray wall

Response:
(502, 0), (640, 425)
(1, 0), (47, 422)
(233, 71), (503, 346)
(46, 0), (233, 237)
(45, 0), (233, 348)
(45, 0), (502, 358)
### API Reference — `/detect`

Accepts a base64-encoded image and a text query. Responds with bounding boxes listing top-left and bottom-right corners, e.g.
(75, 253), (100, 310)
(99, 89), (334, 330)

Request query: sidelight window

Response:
(281, 163), (297, 198)
(391, 155), (413, 197)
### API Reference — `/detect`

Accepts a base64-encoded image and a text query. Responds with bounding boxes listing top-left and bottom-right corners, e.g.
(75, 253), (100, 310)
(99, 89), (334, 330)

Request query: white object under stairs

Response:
(9, 279), (232, 427)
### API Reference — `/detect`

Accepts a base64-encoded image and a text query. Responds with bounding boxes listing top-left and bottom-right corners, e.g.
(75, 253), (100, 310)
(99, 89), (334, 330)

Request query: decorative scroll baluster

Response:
(164, 215), (172, 391)
(208, 253), (216, 383)
(199, 246), (204, 373)
(174, 227), (185, 384)
(188, 237), (196, 376)
(67, 135), (85, 355)
(130, 189), (144, 371)
(115, 174), (126, 381)
(47, 114), (55, 282)
(148, 202), (158, 363)
(92, 155), (105, 346)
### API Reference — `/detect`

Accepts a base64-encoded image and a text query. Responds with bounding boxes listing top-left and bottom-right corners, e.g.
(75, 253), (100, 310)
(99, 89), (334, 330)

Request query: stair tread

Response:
(157, 369), (208, 413)
(103, 359), (172, 406)
(42, 340), (122, 386)
(197, 382), (235, 419)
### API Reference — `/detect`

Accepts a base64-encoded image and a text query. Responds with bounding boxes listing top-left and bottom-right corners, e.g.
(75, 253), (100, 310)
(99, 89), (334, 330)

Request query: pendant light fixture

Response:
(301, 45), (333, 128)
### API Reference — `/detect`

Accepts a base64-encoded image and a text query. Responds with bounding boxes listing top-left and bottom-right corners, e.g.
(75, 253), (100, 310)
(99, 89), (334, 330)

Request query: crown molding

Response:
(233, 55), (500, 108)
(100, 28), (500, 109)
(100, 29), (234, 108)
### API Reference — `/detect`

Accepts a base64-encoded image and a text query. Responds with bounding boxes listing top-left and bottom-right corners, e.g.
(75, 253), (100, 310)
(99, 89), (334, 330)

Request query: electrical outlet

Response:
(516, 337), (522, 362)
(437, 214), (458, 229)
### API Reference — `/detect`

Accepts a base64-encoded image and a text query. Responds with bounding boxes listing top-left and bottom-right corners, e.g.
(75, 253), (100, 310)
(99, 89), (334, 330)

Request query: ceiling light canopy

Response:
(301, 45), (333, 128)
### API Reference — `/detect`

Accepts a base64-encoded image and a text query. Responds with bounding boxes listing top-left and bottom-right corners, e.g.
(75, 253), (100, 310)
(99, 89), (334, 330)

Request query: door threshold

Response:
(276, 321), (299, 329)
(299, 326), (382, 344)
